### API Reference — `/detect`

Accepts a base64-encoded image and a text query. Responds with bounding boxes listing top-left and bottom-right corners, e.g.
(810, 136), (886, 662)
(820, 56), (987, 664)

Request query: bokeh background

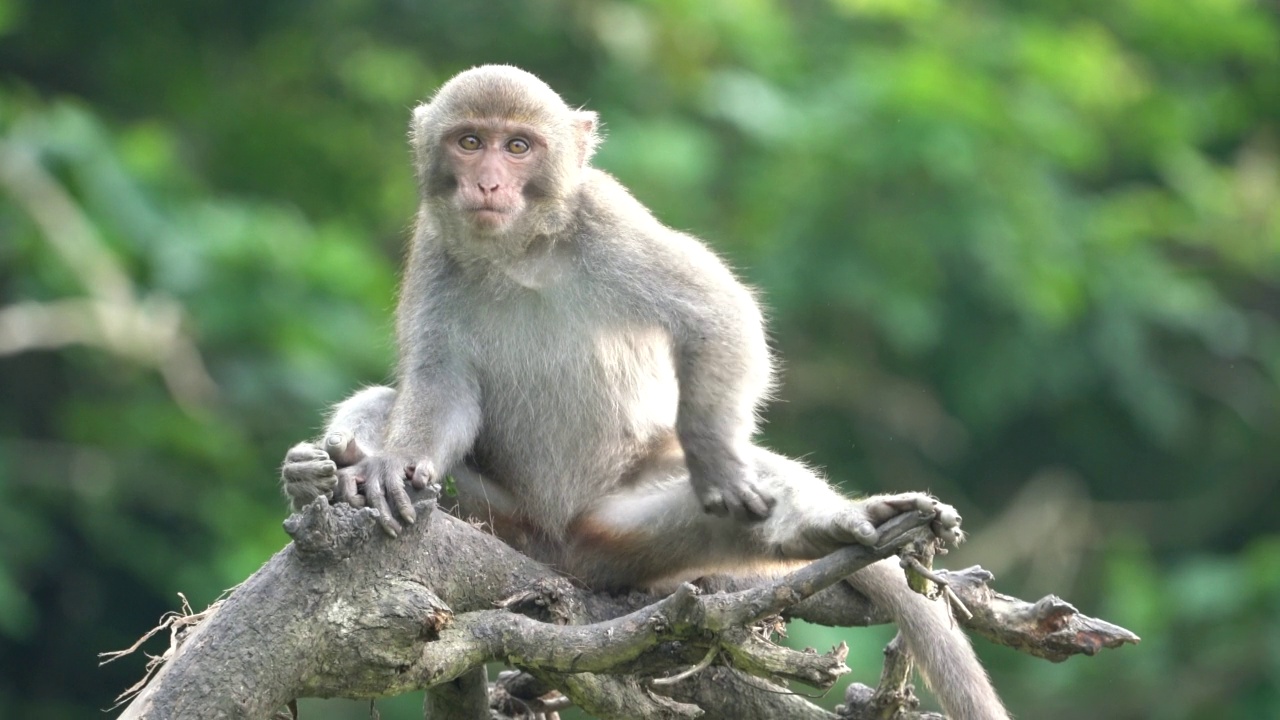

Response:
(2, 1), (1278, 718)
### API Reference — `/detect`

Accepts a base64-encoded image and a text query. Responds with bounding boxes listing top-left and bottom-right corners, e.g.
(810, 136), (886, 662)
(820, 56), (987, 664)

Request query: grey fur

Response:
(280, 65), (1008, 720)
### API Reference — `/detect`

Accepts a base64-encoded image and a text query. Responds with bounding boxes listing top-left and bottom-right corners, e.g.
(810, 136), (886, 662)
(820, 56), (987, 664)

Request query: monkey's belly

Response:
(476, 388), (675, 525)
(462, 304), (681, 526)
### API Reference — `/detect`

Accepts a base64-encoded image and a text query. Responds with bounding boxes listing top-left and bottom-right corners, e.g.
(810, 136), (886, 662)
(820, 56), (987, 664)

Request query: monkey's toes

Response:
(806, 509), (880, 552)
(861, 493), (943, 525)
(334, 467), (365, 509)
(364, 474), (407, 538)
(933, 502), (961, 529)
(282, 442), (337, 492)
(283, 460), (337, 488)
(870, 493), (965, 546)
(930, 501), (964, 545)
(409, 460), (438, 491)
(849, 517), (878, 545)
(284, 442), (330, 465)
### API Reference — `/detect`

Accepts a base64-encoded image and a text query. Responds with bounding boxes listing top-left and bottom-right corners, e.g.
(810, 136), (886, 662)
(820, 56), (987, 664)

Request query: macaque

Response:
(282, 65), (1008, 720)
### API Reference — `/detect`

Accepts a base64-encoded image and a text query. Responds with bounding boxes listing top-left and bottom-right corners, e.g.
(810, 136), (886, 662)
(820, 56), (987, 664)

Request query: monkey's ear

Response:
(409, 104), (431, 152)
(573, 110), (601, 168)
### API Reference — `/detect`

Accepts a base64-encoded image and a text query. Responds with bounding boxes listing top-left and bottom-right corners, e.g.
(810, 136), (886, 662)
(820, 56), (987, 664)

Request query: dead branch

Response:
(112, 493), (1137, 720)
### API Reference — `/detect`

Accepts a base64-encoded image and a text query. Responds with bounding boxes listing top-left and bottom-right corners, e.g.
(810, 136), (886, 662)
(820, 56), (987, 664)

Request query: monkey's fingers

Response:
(697, 487), (731, 517)
(282, 477), (337, 513)
(281, 455), (336, 487)
(735, 484), (776, 521)
(323, 431), (367, 467)
(281, 443), (338, 510)
(363, 474), (404, 538)
(385, 475), (417, 526)
(711, 475), (776, 521)
(334, 468), (366, 509)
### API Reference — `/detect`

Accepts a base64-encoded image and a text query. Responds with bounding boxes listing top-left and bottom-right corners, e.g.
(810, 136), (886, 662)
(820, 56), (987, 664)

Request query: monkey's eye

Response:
(505, 138), (531, 155)
(458, 135), (482, 151)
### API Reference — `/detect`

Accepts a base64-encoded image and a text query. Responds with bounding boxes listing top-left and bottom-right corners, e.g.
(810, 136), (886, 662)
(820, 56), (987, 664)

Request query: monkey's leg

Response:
(564, 449), (1006, 720)
(563, 448), (958, 590)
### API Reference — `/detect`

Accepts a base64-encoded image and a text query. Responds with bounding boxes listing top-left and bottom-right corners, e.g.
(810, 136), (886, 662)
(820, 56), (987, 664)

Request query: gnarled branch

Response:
(112, 495), (1138, 720)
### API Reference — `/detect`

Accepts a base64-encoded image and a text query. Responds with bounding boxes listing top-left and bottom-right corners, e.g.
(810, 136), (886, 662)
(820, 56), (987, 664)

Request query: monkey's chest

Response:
(470, 317), (679, 480)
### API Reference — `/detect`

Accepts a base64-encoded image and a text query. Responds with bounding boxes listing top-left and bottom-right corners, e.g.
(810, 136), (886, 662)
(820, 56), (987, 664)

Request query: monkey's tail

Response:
(847, 559), (1011, 720)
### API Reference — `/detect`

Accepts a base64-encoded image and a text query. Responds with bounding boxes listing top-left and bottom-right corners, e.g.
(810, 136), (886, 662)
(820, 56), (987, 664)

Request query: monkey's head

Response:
(411, 65), (600, 239)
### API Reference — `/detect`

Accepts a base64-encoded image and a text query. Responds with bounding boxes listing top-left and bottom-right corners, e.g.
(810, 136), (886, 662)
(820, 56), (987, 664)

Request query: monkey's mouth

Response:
(466, 207), (514, 227)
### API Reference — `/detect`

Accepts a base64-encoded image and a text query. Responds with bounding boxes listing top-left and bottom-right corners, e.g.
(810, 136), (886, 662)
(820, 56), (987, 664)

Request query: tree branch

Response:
(111, 495), (1138, 720)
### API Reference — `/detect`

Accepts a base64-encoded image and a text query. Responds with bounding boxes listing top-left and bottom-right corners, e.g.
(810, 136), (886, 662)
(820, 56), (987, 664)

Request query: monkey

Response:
(281, 65), (1009, 720)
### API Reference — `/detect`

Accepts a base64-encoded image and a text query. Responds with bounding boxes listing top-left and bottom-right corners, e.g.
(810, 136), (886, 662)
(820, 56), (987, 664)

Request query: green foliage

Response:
(0, 1), (1277, 718)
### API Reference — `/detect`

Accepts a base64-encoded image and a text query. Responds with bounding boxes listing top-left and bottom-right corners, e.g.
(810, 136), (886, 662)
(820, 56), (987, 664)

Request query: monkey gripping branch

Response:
(111, 493), (1137, 720)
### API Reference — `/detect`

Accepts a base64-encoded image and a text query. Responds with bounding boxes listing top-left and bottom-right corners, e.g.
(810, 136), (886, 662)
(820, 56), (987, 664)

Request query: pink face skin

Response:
(445, 122), (544, 232)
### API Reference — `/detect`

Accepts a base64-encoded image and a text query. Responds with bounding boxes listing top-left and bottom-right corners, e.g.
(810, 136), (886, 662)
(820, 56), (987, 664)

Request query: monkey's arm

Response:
(657, 240), (776, 520)
(357, 342), (479, 535)
(341, 247), (482, 536)
(334, 374), (478, 537)
(385, 347), (480, 480)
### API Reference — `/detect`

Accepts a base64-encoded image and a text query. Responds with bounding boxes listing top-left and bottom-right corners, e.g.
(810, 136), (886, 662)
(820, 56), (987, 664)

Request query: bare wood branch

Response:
(940, 566), (1141, 661)
(424, 667), (489, 720)
(837, 633), (931, 720)
(112, 494), (1138, 720)
(658, 666), (840, 720)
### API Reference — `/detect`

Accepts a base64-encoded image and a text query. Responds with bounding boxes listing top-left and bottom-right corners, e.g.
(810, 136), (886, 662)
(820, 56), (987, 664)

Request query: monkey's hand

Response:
(281, 442), (338, 512)
(689, 454), (776, 521)
(338, 453), (438, 538)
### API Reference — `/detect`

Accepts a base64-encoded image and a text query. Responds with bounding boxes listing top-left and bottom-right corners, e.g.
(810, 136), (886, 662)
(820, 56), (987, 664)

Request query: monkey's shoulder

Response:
(574, 170), (743, 288)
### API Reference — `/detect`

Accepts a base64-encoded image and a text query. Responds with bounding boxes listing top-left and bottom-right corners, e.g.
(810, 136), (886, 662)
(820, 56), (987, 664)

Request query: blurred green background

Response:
(1, 0), (1278, 718)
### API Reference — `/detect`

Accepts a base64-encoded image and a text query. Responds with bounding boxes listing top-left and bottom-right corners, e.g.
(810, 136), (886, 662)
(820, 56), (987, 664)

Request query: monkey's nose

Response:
(478, 182), (500, 194)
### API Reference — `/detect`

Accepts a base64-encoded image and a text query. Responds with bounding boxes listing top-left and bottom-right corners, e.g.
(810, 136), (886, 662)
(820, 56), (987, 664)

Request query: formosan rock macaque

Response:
(281, 65), (1008, 720)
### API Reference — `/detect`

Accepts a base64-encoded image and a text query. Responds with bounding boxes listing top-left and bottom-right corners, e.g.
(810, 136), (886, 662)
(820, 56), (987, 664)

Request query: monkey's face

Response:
(440, 122), (546, 234)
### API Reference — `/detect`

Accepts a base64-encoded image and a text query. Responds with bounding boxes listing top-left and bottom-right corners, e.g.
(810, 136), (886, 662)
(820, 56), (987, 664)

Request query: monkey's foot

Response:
(789, 493), (962, 557)
(851, 493), (963, 547)
(281, 442), (337, 510)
